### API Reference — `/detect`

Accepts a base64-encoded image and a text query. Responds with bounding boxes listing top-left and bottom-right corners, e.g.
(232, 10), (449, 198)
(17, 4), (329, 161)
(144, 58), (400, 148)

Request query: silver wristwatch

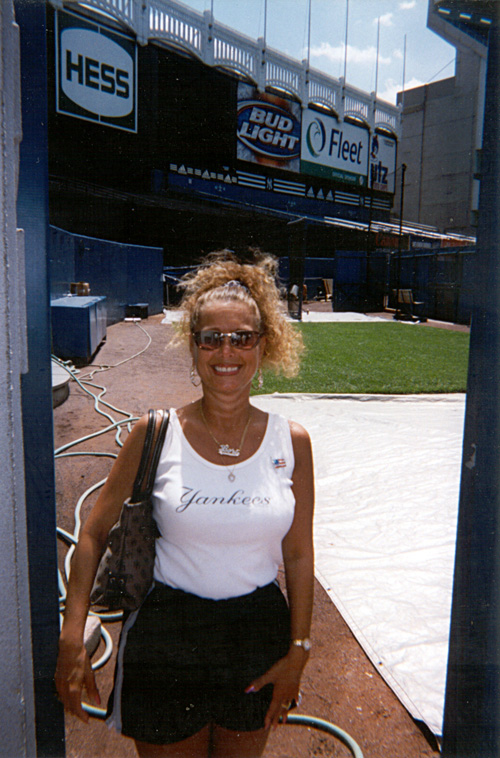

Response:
(291, 637), (312, 652)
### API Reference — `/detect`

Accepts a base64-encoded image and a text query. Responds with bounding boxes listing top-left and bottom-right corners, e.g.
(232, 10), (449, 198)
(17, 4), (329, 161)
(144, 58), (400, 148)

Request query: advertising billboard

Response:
(55, 9), (137, 132)
(237, 83), (301, 172)
(300, 109), (369, 187)
(369, 132), (397, 194)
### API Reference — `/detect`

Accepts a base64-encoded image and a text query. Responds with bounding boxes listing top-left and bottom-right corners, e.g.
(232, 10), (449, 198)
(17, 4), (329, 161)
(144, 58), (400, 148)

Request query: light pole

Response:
(394, 162), (407, 320)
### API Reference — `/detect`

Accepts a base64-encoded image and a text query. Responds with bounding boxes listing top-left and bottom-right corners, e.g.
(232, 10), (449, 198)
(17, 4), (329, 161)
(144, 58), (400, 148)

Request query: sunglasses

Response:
(192, 330), (262, 350)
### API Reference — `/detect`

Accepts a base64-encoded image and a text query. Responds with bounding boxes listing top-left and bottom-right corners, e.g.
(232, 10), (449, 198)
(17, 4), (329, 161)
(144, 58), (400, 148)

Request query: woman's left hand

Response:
(245, 647), (308, 730)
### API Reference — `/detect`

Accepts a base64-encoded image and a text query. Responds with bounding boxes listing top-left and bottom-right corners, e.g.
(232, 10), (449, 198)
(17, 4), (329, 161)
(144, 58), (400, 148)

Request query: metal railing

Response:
(149, 0), (203, 58)
(50, 0), (400, 134)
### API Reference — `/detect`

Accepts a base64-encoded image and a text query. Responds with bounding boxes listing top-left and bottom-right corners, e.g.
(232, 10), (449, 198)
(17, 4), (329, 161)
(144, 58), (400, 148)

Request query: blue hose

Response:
(286, 714), (364, 757)
(81, 705), (363, 756)
(82, 703), (107, 719)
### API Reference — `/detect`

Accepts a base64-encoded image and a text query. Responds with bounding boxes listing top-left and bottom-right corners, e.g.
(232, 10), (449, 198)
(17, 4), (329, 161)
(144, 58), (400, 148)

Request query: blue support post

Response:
(442, 15), (500, 758)
(15, 1), (66, 755)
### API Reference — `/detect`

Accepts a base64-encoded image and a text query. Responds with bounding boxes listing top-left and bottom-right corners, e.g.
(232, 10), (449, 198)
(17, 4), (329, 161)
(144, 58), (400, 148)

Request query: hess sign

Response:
(56, 10), (137, 132)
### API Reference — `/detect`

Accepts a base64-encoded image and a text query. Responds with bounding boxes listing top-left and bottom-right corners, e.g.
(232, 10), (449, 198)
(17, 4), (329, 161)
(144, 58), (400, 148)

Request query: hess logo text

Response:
(60, 28), (134, 118)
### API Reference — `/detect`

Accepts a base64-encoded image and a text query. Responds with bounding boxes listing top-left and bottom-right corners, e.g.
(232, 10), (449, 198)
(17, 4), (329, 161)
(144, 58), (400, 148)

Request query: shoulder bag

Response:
(90, 408), (170, 611)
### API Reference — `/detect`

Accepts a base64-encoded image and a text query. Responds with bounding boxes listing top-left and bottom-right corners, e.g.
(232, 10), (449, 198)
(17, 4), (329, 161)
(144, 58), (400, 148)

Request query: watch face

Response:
(303, 638), (312, 651)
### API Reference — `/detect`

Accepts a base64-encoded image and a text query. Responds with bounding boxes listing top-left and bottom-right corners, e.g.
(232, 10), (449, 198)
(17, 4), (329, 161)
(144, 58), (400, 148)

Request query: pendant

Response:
(218, 444), (240, 457)
(228, 471), (236, 482)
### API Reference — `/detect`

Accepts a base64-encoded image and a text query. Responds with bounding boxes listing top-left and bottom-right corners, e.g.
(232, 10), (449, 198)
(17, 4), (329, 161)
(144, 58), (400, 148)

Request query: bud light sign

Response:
(237, 84), (301, 171)
(55, 10), (137, 132)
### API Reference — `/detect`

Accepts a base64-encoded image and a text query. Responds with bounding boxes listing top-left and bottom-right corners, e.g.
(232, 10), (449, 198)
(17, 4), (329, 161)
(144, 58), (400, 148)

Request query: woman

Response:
(56, 251), (315, 758)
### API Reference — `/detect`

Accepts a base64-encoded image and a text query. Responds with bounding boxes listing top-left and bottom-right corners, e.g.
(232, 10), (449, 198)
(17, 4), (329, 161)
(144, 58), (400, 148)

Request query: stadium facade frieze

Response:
(164, 163), (392, 223)
(48, 1), (399, 239)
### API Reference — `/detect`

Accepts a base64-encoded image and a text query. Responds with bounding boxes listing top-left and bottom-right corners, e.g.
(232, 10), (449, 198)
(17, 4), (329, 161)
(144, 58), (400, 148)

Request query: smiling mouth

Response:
(213, 365), (240, 375)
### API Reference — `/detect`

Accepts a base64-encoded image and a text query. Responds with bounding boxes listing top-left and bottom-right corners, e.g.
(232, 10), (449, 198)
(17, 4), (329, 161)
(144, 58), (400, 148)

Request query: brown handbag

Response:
(90, 409), (170, 611)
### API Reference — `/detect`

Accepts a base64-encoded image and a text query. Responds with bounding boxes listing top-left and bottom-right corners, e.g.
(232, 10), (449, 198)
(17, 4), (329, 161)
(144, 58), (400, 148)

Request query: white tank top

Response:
(152, 408), (296, 600)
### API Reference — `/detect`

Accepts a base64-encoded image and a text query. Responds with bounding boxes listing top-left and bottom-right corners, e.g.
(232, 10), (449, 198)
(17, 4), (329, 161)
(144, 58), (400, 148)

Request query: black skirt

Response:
(107, 580), (291, 745)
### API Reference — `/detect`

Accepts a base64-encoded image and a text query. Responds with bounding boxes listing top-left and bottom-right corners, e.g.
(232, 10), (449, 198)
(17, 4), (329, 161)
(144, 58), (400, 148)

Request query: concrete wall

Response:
(0, 2), (36, 755)
(395, 21), (486, 235)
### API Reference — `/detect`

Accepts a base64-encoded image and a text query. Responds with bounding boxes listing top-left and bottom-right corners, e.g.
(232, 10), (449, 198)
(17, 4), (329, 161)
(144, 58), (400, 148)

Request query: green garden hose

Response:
(81, 705), (364, 757)
(286, 713), (364, 757)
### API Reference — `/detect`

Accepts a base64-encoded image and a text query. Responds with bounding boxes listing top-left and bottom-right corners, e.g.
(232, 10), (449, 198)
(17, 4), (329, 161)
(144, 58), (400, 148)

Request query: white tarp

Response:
(253, 393), (466, 736)
(300, 310), (388, 323)
(162, 309), (390, 325)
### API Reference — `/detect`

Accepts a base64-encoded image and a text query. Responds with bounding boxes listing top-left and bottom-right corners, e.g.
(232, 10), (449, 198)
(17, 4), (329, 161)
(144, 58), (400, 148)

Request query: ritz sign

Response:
(56, 10), (137, 132)
(369, 133), (397, 194)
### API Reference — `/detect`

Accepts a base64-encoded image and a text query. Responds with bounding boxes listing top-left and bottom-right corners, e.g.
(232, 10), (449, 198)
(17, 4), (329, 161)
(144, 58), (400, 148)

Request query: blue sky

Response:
(177, 0), (456, 104)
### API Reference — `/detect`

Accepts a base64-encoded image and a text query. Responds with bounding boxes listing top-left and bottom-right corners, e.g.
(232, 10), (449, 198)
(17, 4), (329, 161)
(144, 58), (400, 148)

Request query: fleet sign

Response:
(369, 132), (397, 194)
(56, 10), (137, 132)
(300, 109), (369, 187)
(237, 83), (301, 171)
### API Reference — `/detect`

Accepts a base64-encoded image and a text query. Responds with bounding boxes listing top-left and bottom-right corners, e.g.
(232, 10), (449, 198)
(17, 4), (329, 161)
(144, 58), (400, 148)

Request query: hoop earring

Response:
(190, 364), (201, 387)
(252, 367), (263, 390)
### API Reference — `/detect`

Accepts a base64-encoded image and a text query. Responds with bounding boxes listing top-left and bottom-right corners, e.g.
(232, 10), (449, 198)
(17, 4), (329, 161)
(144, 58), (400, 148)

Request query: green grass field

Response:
(254, 322), (470, 395)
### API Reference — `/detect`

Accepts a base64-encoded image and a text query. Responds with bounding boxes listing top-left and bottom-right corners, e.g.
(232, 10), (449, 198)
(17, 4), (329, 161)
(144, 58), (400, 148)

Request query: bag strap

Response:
(142, 410), (170, 496)
(131, 409), (156, 497)
(131, 409), (170, 502)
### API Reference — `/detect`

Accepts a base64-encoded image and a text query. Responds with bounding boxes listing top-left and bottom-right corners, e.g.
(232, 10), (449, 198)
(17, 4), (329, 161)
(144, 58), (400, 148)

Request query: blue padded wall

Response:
(50, 226), (163, 324)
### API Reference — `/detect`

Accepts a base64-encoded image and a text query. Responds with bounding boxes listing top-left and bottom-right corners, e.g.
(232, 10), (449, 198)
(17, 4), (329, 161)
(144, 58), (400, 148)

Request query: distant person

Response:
(56, 250), (315, 758)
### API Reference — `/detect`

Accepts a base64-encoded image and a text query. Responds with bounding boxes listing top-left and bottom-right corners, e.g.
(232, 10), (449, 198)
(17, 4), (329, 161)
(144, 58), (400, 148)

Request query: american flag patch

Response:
(272, 458), (286, 468)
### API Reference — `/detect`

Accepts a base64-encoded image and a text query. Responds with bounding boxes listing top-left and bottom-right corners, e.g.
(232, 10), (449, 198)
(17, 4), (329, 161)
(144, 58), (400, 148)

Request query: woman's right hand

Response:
(55, 637), (101, 723)
(54, 416), (151, 722)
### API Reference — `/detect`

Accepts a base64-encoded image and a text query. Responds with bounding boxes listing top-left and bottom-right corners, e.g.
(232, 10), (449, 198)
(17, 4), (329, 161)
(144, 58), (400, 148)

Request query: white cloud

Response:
(393, 48), (404, 61)
(378, 76), (425, 104)
(403, 76), (427, 91)
(377, 12), (394, 27)
(310, 41), (391, 67)
(399, 1), (416, 9)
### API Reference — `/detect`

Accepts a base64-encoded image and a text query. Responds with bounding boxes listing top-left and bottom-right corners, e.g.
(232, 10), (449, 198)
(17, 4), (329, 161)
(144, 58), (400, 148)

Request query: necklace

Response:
(200, 404), (252, 481)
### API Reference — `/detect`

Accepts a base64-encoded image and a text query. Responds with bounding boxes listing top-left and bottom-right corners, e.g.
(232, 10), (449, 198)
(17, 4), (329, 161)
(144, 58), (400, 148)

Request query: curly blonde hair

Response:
(176, 250), (304, 377)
